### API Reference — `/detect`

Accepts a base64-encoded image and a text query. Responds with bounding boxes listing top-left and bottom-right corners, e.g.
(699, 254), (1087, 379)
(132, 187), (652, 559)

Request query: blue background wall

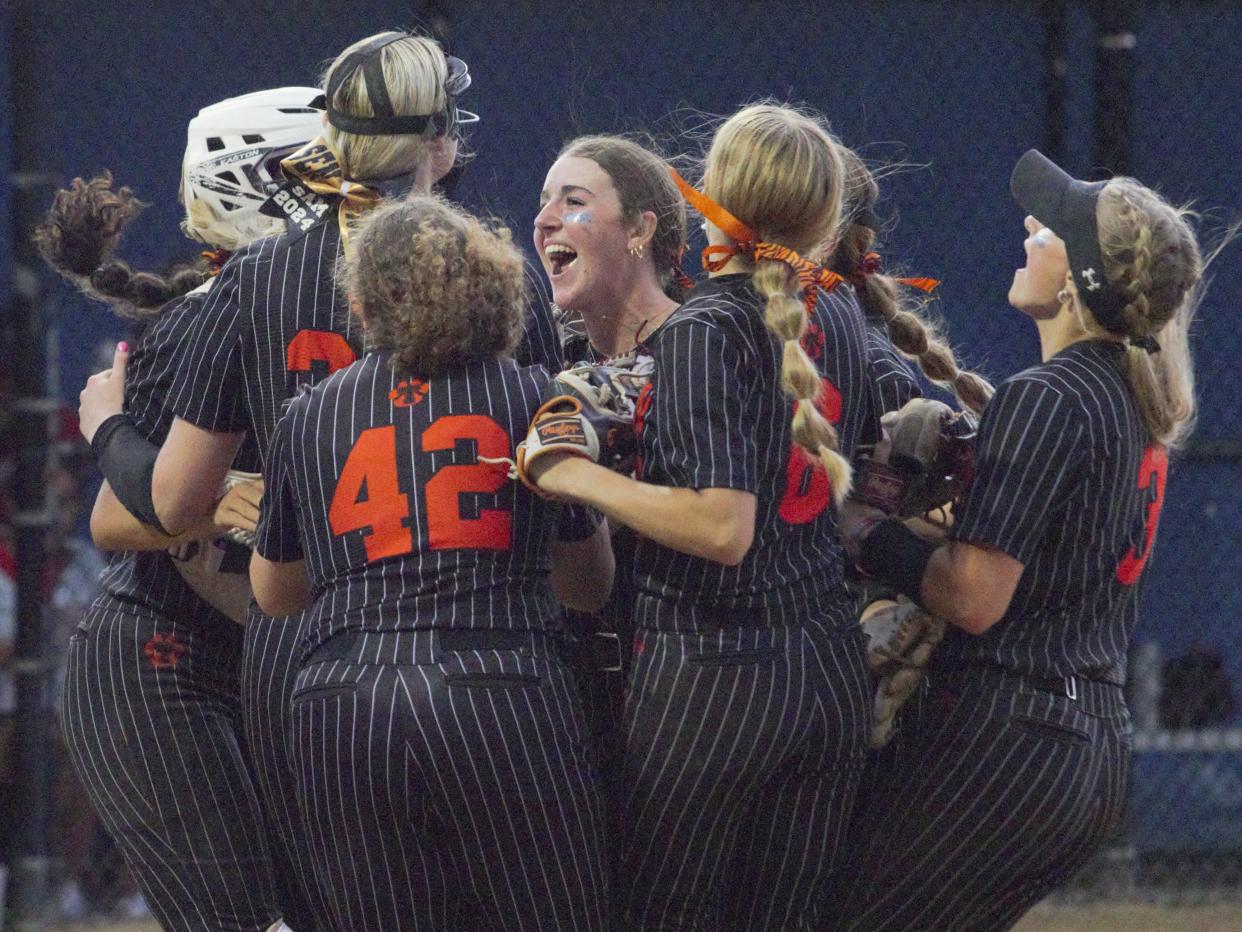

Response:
(4, 1), (1240, 714)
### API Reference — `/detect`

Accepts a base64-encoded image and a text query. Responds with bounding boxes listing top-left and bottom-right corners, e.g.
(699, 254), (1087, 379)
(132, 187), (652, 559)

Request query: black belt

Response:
(929, 662), (1127, 718)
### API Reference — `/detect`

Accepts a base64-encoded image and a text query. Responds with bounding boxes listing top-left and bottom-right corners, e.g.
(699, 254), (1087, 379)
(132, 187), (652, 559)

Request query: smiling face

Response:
(533, 155), (634, 315)
(1009, 214), (1072, 320)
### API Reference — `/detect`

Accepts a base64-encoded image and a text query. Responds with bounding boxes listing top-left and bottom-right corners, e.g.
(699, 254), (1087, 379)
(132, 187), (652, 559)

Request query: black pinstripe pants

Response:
(240, 610), (335, 930)
(620, 614), (870, 931)
(289, 629), (609, 932)
(838, 667), (1131, 931)
(61, 602), (280, 932)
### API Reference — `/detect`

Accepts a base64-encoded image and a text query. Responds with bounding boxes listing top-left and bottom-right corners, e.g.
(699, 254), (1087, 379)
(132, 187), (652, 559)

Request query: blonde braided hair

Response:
(1089, 178), (1206, 449)
(705, 103), (852, 503)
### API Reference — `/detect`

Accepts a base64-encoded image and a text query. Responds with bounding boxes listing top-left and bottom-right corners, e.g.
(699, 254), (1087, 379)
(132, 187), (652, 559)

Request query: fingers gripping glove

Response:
(218, 469), (262, 547)
(166, 469), (261, 624)
(515, 366), (639, 493)
(854, 399), (977, 517)
(861, 597), (946, 748)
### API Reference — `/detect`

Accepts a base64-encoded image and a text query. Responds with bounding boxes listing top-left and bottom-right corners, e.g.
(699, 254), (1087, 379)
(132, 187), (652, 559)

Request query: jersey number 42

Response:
(328, 416), (512, 562)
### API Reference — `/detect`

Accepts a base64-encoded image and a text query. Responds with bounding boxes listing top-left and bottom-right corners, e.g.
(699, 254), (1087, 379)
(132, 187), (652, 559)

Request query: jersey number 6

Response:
(778, 377), (843, 525)
(328, 416), (513, 562)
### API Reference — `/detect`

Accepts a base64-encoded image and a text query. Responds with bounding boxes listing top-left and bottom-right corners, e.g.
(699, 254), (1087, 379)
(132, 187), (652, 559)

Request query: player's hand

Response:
(214, 477), (264, 537)
(78, 341), (128, 444)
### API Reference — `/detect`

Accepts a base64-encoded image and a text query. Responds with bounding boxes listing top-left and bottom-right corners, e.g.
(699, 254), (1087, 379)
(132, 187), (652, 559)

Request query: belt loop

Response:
(1065, 676), (1078, 701)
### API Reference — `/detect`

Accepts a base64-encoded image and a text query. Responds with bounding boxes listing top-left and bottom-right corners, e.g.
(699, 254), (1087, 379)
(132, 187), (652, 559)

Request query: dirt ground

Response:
(1013, 902), (1240, 932)
(48, 902), (1242, 931)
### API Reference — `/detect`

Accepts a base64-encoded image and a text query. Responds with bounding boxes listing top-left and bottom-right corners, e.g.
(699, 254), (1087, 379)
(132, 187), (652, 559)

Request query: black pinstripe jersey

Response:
(860, 316), (921, 446)
(94, 287), (259, 625)
(166, 212), (560, 468)
(515, 261), (563, 373)
(255, 352), (574, 651)
(944, 339), (1165, 684)
(631, 274), (873, 631)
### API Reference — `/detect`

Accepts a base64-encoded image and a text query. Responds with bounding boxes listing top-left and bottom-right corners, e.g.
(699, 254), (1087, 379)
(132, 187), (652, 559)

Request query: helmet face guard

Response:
(324, 32), (478, 139)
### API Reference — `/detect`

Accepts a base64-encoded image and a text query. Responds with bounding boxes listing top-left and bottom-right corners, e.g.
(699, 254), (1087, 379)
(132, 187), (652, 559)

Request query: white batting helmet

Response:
(181, 86), (324, 248)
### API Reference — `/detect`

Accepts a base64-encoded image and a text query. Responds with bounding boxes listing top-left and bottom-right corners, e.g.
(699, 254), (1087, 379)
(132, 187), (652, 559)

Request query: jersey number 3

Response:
(1115, 445), (1168, 586)
(328, 417), (512, 561)
(778, 377), (843, 525)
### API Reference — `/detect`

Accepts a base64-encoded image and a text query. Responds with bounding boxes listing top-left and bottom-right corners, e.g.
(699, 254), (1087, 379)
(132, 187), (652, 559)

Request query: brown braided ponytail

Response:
(35, 171), (211, 319)
(828, 147), (993, 415)
(703, 103), (852, 503)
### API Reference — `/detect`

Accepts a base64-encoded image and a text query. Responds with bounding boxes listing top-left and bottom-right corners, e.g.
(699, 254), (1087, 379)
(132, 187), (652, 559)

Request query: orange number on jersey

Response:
(778, 377), (843, 525)
(422, 415), (513, 551)
(286, 329), (356, 374)
(328, 426), (410, 562)
(1116, 445), (1168, 586)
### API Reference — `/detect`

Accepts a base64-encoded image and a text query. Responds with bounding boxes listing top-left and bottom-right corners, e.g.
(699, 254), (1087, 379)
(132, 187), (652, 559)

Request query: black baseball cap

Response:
(1010, 149), (1129, 335)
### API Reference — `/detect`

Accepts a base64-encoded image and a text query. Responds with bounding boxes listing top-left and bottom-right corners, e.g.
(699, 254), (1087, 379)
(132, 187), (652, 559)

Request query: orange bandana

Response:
(668, 166), (845, 312)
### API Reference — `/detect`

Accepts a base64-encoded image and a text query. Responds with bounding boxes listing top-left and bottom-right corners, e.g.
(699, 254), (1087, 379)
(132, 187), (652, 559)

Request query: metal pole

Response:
(1091, 3), (1141, 897)
(4, 1), (59, 926)
(1092, 0), (1138, 177)
(1043, 0), (1070, 165)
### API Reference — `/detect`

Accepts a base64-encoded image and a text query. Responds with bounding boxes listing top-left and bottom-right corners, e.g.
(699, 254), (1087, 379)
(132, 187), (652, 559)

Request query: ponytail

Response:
(753, 259), (852, 504)
(829, 220), (993, 416)
(1096, 179), (1210, 450)
(35, 172), (210, 319)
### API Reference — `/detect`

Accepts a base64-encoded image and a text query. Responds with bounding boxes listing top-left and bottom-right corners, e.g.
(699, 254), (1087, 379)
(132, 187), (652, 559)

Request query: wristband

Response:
(91, 413), (170, 535)
(857, 518), (939, 606)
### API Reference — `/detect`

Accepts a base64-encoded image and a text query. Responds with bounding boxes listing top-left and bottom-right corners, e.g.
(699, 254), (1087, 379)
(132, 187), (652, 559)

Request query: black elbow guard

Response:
(90, 414), (170, 535)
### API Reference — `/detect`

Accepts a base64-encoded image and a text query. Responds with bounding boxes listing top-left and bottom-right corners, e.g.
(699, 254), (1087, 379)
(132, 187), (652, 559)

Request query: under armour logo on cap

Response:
(1081, 267), (1102, 291)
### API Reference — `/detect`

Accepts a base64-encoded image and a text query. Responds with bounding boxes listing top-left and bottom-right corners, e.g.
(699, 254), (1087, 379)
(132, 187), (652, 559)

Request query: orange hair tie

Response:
(851, 251), (941, 294)
(201, 248), (232, 277)
(668, 166), (846, 313)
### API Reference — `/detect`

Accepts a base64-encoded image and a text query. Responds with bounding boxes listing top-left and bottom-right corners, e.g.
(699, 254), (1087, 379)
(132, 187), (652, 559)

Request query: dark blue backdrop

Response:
(4, 1), (1240, 716)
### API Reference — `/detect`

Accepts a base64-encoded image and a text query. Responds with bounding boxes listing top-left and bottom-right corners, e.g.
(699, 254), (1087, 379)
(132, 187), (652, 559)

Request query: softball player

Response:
(250, 195), (611, 931)
(529, 103), (875, 930)
(839, 149), (1211, 931)
(44, 88), (322, 931)
(532, 134), (689, 875)
(83, 33), (560, 927)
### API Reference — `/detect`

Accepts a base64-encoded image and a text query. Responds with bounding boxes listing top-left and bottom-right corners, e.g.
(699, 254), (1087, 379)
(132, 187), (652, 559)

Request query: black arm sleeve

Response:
(90, 413), (170, 535)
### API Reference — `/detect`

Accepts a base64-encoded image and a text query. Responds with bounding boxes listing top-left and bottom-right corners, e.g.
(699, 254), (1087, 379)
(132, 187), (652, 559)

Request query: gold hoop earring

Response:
(1057, 288), (1070, 305)
(629, 244), (645, 259)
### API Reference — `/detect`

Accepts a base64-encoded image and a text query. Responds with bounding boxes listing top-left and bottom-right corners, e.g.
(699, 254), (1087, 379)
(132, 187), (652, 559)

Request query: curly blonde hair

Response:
(703, 102), (851, 503)
(341, 195), (526, 377)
